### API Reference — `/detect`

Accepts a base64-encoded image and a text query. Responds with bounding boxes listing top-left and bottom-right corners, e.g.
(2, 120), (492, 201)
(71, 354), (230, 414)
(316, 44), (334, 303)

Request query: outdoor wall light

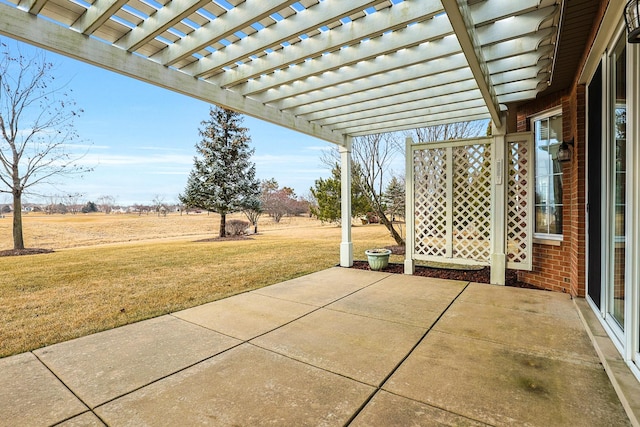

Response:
(557, 137), (574, 163)
(625, 0), (640, 43)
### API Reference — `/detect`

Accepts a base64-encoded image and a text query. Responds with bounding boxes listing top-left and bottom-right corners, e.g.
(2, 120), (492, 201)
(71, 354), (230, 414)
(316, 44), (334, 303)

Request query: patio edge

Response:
(574, 298), (640, 427)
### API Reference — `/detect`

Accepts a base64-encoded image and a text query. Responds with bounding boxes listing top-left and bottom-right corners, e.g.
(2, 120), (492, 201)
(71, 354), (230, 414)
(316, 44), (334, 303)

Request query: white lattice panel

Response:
(413, 148), (447, 257)
(452, 144), (492, 262)
(408, 134), (532, 275)
(506, 137), (533, 270)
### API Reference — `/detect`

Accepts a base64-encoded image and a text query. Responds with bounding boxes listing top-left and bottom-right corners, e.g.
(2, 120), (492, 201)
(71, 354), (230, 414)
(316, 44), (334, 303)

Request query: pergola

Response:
(0, 0), (562, 277)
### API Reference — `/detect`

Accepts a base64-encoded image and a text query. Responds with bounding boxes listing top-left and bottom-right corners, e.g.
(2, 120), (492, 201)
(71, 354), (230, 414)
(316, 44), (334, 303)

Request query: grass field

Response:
(0, 213), (400, 357)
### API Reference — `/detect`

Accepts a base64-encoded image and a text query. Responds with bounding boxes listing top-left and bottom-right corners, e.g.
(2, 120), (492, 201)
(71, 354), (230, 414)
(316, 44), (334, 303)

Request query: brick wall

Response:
(510, 0), (609, 297)
(515, 91), (580, 295)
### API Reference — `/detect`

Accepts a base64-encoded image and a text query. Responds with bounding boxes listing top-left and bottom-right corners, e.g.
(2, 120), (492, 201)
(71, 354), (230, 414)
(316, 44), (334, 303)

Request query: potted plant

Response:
(365, 248), (392, 271)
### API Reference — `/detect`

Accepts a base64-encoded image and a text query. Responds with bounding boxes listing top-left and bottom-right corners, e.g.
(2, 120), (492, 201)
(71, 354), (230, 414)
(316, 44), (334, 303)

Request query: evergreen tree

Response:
(81, 201), (98, 213)
(310, 165), (370, 223)
(180, 106), (260, 237)
(384, 176), (405, 222)
(310, 175), (341, 223)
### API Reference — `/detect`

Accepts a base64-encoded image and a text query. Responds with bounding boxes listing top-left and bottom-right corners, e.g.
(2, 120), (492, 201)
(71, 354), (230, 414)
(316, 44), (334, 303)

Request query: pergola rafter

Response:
(215, 0), (444, 89)
(71, 0), (130, 35)
(154, 0), (301, 67)
(0, 0), (562, 143)
(182, 0), (383, 78)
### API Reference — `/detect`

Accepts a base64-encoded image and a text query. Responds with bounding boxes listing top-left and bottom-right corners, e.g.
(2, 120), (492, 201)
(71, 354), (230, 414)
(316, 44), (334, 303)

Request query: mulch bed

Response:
(0, 248), (54, 257)
(351, 260), (540, 289)
(354, 244), (543, 290)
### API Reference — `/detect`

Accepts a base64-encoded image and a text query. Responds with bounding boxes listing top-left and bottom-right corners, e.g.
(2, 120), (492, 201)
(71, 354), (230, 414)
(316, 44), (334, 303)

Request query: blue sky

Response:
(6, 39), (333, 206)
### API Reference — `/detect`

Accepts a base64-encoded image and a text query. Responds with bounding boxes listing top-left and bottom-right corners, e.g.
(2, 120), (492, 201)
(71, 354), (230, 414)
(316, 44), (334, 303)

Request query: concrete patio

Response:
(0, 268), (632, 426)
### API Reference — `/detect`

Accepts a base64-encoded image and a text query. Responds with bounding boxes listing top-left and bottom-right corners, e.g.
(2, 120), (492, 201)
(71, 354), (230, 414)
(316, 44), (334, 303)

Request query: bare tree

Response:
(96, 195), (115, 214)
(152, 194), (167, 217)
(44, 194), (69, 215)
(408, 120), (488, 142)
(351, 134), (405, 245)
(0, 41), (91, 249)
(66, 192), (83, 214)
(322, 133), (404, 245)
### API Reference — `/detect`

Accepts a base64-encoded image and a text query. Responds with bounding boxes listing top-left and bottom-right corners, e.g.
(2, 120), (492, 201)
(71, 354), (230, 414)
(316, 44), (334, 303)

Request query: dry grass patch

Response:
(0, 215), (398, 357)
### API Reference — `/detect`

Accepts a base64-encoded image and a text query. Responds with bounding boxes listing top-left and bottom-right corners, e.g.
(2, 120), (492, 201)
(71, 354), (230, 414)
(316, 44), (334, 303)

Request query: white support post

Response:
(340, 137), (353, 267)
(404, 137), (415, 274)
(490, 116), (507, 285)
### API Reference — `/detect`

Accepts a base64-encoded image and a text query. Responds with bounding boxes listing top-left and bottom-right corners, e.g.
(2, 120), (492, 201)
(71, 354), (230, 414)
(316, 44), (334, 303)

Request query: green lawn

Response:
(0, 217), (399, 357)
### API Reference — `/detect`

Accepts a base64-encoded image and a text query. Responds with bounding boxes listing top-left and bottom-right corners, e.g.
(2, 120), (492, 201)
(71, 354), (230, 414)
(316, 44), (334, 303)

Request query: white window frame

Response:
(531, 107), (564, 241)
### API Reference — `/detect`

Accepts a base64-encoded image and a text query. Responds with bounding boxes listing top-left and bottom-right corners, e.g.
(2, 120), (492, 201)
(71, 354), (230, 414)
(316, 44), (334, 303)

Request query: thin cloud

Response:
(253, 153), (320, 166)
(135, 146), (191, 152)
(76, 153), (193, 167)
(305, 145), (334, 152)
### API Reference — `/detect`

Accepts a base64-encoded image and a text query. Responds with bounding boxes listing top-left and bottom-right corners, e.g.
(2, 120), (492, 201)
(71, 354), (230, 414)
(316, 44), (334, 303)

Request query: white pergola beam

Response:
(182, 0), (381, 77)
(0, 0), (563, 142)
(349, 113), (490, 137)
(154, 0), (300, 66)
(239, 16), (453, 97)
(17, 0), (47, 14)
(115, 0), (212, 52)
(283, 37), (550, 116)
(488, 53), (552, 75)
(281, 31), (548, 113)
(475, 6), (558, 46)
(248, 34), (460, 103)
(490, 66), (545, 85)
(278, 54), (469, 111)
(494, 90), (542, 104)
(303, 81), (481, 123)
(470, 0), (541, 23)
(442, 0), (501, 127)
(214, 0), (443, 88)
(71, 0), (129, 35)
(0, 3), (343, 145)
(316, 95), (487, 128)
(494, 78), (546, 96)
(482, 29), (554, 62)
(328, 102), (488, 132)
(289, 72), (477, 119)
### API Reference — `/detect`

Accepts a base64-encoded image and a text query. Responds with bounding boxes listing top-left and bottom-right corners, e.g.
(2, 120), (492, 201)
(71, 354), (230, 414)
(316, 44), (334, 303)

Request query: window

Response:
(533, 112), (563, 237)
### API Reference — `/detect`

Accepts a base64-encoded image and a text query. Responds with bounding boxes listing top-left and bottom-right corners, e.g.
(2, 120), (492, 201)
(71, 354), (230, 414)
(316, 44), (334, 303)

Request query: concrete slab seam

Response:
(49, 409), (102, 427)
(30, 351), (98, 426)
(167, 273), (382, 340)
(67, 337), (246, 413)
(343, 281), (472, 426)
(251, 271), (394, 305)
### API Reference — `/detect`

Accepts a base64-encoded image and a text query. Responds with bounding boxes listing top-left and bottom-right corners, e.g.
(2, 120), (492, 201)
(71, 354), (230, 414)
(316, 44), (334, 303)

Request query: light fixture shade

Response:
(558, 138), (574, 163)
(626, 0), (640, 43)
(557, 142), (571, 162)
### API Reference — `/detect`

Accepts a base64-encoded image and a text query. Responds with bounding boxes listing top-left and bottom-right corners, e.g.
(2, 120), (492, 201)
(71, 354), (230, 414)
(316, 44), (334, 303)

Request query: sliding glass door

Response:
(608, 36), (627, 334)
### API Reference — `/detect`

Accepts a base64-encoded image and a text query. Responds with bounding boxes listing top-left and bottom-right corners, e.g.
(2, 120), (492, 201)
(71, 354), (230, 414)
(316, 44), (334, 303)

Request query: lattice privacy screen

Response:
(410, 135), (532, 270)
(452, 144), (492, 261)
(413, 147), (448, 258)
(413, 142), (492, 264)
(506, 137), (533, 270)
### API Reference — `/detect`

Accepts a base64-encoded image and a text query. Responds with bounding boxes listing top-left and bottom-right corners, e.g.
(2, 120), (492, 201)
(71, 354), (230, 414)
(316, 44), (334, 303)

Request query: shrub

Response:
(226, 219), (249, 236)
